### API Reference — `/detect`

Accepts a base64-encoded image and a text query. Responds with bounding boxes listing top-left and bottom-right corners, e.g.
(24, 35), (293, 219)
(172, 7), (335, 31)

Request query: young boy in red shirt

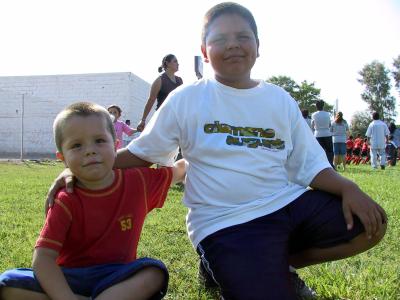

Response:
(0, 102), (186, 300)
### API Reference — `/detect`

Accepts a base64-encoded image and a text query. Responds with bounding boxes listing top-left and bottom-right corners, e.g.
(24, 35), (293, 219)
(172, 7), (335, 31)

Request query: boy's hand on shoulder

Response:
(45, 168), (75, 215)
(341, 183), (387, 239)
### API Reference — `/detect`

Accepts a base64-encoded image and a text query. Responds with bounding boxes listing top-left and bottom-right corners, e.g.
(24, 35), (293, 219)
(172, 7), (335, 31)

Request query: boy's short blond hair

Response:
(53, 102), (116, 152)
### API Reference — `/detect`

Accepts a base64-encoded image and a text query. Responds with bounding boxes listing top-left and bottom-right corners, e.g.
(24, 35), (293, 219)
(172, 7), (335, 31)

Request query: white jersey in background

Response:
(311, 110), (332, 137)
(366, 120), (390, 149)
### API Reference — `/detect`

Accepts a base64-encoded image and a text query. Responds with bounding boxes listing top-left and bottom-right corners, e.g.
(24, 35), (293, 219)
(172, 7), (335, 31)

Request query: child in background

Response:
(107, 104), (137, 149)
(352, 134), (363, 164)
(345, 135), (354, 164)
(386, 135), (398, 166)
(361, 138), (370, 164)
(0, 102), (186, 300)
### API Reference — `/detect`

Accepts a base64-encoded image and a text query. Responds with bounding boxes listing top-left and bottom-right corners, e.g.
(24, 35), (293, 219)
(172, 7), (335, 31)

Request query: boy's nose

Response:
(85, 150), (96, 156)
(226, 37), (240, 49)
(84, 145), (97, 156)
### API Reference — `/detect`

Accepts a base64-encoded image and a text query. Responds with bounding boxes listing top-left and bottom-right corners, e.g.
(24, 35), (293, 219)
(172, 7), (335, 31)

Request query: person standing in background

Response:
(137, 54), (183, 132)
(311, 100), (334, 167)
(389, 122), (400, 164)
(330, 112), (349, 171)
(366, 112), (390, 170)
(301, 109), (312, 130)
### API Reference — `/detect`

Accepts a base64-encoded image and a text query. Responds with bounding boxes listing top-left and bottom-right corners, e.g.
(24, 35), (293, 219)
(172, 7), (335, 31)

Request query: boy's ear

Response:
(256, 39), (260, 58)
(201, 45), (209, 63)
(56, 152), (64, 161)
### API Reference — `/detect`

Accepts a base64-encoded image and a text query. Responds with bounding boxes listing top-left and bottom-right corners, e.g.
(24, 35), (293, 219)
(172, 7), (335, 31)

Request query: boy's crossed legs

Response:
(0, 258), (167, 300)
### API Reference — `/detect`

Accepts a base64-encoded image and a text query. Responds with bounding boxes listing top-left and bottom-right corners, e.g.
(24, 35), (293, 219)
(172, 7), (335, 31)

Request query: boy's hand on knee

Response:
(342, 185), (387, 239)
(45, 168), (75, 215)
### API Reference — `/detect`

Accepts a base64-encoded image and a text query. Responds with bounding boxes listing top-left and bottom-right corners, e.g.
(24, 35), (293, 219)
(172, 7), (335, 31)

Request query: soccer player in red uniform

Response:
(352, 134), (363, 164)
(346, 135), (354, 164)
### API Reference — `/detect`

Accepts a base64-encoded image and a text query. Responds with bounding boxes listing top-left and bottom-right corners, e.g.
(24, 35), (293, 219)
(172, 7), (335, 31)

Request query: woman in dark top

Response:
(137, 54), (183, 132)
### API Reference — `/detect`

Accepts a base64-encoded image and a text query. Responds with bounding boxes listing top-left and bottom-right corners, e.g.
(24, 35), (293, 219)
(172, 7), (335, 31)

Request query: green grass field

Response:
(0, 161), (399, 299)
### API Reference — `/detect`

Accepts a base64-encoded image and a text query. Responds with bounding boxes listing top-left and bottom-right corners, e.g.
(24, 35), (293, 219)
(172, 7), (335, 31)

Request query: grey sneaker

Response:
(290, 271), (317, 299)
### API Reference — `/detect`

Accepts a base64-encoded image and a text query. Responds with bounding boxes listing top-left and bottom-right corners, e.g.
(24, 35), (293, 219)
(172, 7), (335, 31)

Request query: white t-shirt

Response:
(311, 111), (332, 137)
(331, 121), (349, 143)
(366, 120), (390, 149)
(128, 79), (331, 248)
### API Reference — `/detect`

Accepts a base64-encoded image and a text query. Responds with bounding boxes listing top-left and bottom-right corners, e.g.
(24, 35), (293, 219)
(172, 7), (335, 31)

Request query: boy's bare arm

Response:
(32, 248), (79, 300)
(310, 168), (387, 239)
(114, 148), (152, 169)
(171, 159), (187, 185)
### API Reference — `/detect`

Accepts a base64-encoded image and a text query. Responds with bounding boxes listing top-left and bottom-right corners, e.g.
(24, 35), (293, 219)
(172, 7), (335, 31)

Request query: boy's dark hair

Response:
(54, 102), (116, 152)
(372, 112), (379, 120)
(315, 100), (325, 111)
(388, 135), (394, 141)
(388, 122), (396, 134)
(107, 104), (122, 115)
(202, 2), (259, 46)
(349, 135), (353, 139)
(158, 54), (176, 73)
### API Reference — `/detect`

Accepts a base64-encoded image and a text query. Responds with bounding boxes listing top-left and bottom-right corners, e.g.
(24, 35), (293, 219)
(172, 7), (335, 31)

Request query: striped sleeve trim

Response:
(55, 198), (72, 221)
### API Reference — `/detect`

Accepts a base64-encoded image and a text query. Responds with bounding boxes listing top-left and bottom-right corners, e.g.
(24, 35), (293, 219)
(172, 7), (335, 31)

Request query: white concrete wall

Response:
(0, 72), (150, 158)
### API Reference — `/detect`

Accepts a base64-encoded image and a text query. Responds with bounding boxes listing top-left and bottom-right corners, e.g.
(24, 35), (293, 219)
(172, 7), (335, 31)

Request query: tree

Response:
(267, 76), (299, 99)
(296, 80), (334, 113)
(350, 111), (371, 137)
(266, 76), (333, 113)
(392, 55), (400, 95)
(358, 60), (397, 122)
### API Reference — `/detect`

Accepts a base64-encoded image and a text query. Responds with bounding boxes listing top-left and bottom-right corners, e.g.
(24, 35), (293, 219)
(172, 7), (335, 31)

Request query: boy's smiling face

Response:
(57, 114), (116, 190)
(202, 13), (259, 89)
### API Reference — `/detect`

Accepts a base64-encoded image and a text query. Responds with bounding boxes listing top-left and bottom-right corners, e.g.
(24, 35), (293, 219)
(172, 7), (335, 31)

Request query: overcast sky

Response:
(1, 0), (399, 122)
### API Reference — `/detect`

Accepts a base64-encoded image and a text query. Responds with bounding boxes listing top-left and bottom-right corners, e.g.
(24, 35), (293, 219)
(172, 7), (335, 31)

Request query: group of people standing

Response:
(304, 100), (398, 171)
(0, 2), (388, 300)
(304, 100), (349, 171)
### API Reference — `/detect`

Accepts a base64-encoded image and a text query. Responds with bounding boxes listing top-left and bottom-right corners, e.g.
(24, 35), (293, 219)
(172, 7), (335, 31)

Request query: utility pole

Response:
(20, 93), (25, 161)
(194, 55), (203, 79)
